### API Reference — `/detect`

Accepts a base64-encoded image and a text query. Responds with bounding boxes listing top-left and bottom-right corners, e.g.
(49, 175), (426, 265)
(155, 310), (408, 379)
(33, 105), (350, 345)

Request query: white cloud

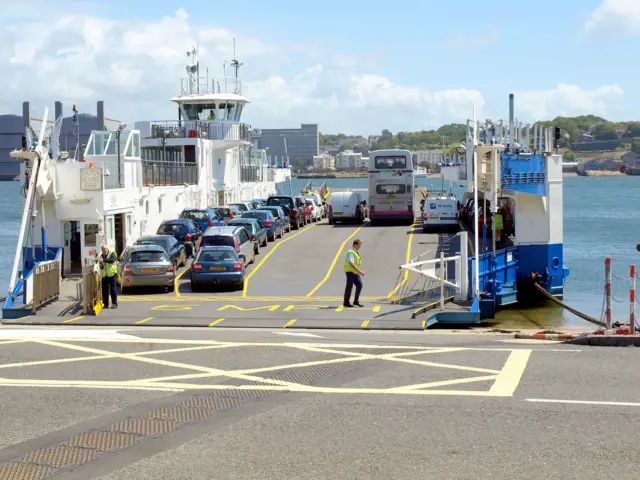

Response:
(513, 84), (624, 121)
(585, 0), (640, 34)
(0, 8), (487, 134)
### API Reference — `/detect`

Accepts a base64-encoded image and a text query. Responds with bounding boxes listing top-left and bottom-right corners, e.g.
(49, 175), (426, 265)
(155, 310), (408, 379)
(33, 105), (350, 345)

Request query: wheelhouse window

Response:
(376, 184), (406, 195)
(375, 156), (407, 169)
(183, 104), (218, 121)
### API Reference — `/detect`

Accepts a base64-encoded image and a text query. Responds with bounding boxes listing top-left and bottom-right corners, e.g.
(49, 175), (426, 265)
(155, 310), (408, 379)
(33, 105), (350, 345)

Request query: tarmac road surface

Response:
(0, 327), (639, 479)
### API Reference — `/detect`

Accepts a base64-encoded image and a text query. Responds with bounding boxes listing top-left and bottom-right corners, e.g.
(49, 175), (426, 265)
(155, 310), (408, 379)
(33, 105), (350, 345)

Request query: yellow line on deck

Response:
(421, 320), (426, 329)
(361, 320), (370, 329)
(243, 223), (317, 297)
(283, 318), (297, 328)
(208, 318), (224, 327)
(387, 222), (417, 298)
(306, 226), (363, 297)
(135, 317), (154, 325)
(175, 266), (191, 297)
(62, 316), (85, 324)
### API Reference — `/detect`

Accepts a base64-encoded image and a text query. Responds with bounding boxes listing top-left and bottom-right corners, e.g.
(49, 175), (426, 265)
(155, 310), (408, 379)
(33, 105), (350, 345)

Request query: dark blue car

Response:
(241, 210), (283, 241)
(179, 208), (225, 231)
(190, 246), (245, 291)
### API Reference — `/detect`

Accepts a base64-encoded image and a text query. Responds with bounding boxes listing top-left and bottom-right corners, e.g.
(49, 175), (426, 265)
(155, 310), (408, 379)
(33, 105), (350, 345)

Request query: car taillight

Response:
(167, 265), (174, 273)
(123, 265), (132, 274)
(184, 234), (192, 241)
(233, 238), (240, 253)
(208, 219), (214, 227)
(252, 234), (257, 241)
(264, 220), (272, 226)
(193, 262), (203, 271)
(233, 262), (243, 270)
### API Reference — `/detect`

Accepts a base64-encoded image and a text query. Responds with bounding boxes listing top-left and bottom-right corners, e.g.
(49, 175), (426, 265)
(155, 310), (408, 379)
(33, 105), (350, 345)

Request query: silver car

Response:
(199, 226), (256, 267)
(118, 245), (175, 293)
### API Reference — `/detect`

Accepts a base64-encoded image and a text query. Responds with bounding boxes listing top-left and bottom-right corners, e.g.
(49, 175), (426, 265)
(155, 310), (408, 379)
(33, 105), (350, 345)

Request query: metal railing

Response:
(82, 261), (103, 315)
(179, 76), (244, 96)
(31, 260), (60, 313)
(142, 160), (198, 186)
(146, 121), (251, 142)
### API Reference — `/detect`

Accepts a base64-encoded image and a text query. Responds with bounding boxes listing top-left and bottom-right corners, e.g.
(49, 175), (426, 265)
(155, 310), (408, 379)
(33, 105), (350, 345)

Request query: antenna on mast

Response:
(186, 45), (200, 94)
(229, 38), (243, 79)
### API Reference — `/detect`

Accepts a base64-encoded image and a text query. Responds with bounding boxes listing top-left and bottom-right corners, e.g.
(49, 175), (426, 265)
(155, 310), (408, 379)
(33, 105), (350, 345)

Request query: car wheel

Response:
(237, 280), (245, 291)
(261, 237), (267, 247)
(167, 285), (175, 293)
(190, 282), (198, 292)
(254, 245), (259, 255)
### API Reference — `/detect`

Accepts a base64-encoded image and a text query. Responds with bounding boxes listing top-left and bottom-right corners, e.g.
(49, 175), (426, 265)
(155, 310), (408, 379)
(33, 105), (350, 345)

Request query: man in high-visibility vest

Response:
(494, 210), (504, 244)
(343, 239), (365, 308)
(98, 243), (119, 309)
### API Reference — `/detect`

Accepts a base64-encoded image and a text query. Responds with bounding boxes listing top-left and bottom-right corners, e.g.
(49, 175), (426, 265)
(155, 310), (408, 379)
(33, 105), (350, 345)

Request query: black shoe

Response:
(354, 302), (364, 307)
(343, 303), (353, 308)
(111, 304), (118, 309)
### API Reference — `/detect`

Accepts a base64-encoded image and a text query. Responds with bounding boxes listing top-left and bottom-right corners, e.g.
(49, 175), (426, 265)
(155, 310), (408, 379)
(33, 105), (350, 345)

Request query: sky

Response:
(0, 0), (638, 135)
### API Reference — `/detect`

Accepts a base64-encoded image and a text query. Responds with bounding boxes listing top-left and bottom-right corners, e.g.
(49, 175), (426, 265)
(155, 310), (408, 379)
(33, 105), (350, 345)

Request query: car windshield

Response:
(229, 221), (254, 230)
(130, 251), (168, 263)
(201, 235), (234, 247)
(231, 203), (248, 211)
(180, 210), (208, 220)
(137, 238), (171, 250)
(198, 250), (237, 262)
(267, 197), (292, 207)
(158, 223), (187, 234)
(243, 212), (268, 220)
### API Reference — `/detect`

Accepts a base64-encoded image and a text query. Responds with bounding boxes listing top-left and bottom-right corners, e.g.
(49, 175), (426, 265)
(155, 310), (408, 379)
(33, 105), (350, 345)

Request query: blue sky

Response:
(0, 0), (638, 134)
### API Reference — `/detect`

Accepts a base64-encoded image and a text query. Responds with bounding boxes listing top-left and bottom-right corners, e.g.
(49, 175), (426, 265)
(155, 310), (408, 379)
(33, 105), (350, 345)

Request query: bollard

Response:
(605, 257), (612, 331)
(631, 265), (636, 334)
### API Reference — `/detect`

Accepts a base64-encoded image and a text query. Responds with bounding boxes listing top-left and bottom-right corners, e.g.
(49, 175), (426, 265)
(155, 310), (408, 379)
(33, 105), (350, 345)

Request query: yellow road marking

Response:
(218, 305), (279, 312)
(361, 320), (370, 329)
(387, 374), (499, 392)
(283, 305), (330, 312)
(62, 316), (85, 324)
(208, 318), (224, 327)
(119, 295), (395, 303)
(306, 225), (364, 298)
(3, 315), (31, 324)
(335, 305), (380, 313)
(283, 318), (297, 328)
(421, 320), (426, 329)
(135, 317), (154, 325)
(243, 223), (317, 297)
(151, 304), (197, 311)
(487, 349), (532, 396)
(175, 266), (191, 297)
(387, 222), (416, 298)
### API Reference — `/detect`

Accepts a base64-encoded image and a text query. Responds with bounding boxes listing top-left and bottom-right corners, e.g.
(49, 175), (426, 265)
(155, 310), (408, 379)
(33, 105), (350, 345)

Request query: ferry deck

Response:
(3, 195), (470, 330)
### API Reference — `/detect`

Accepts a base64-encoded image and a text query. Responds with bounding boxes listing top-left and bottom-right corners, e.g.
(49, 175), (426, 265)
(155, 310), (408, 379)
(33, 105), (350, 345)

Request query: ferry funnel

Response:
(509, 93), (514, 129)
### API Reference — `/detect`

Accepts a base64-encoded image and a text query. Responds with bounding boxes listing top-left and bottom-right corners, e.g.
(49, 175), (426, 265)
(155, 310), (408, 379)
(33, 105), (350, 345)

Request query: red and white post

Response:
(631, 265), (636, 334)
(605, 257), (612, 331)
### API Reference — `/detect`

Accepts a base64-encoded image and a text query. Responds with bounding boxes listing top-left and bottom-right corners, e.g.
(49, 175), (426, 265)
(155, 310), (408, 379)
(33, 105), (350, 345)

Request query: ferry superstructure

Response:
(3, 46), (291, 316)
(460, 94), (570, 317)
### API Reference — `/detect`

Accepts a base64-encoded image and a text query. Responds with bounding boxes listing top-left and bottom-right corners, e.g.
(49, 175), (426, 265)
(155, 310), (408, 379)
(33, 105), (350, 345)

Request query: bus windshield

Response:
(375, 156), (407, 169)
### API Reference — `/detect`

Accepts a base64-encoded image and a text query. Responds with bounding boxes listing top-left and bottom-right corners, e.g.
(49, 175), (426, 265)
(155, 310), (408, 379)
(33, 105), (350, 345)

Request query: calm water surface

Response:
(1, 175), (636, 328)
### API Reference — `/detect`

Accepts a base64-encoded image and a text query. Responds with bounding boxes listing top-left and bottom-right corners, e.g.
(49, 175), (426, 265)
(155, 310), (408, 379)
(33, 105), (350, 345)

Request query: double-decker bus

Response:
(368, 149), (414, 223)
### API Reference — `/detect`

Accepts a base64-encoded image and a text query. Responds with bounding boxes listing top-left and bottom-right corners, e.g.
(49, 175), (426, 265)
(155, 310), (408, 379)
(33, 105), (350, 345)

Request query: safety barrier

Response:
(31, 260), (60, 314)
(82, 261), (103, 315)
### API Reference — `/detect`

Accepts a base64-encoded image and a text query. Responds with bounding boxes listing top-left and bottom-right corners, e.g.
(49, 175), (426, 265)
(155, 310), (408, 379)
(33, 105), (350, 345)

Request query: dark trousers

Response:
(101, 275), (118, 307)
(344, 272), (363, 306)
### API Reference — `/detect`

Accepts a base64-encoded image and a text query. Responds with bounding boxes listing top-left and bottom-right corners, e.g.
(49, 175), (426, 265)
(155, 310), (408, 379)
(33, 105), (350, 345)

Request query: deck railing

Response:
(146, 121), (251, 142)
(31, 260), (60, 314)
(142, 159), (198, 186)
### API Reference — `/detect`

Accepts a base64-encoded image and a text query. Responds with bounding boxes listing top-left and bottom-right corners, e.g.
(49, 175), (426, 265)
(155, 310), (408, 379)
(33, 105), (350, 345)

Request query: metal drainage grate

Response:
(0, 358), (380, 478)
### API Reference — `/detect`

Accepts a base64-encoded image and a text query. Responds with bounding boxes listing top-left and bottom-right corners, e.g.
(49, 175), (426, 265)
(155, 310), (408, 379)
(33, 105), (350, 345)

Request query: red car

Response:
(297, 196), (313, 224)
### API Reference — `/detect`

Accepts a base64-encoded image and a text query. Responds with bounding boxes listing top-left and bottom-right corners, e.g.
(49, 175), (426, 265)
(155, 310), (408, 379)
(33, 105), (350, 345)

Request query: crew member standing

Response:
(98, 243), (118, 309)
(343, 239), (365, 308)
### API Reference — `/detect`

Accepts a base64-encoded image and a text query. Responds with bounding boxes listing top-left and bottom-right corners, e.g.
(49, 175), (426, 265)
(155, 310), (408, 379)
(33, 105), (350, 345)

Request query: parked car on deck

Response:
(230, 202), (255, 213)
(214, 205), (242, 222)
(241, 210), (283, 241)
(134, 235), (186, 269)
(118, 245), (175, 293)
(179, 208), (225, 230)
(156, 219), (202, 257)
(251, 199), (266, 208)
(256, 206), (291, 233)
(326, 191), (368, 225)
(266, 195), (305, 229)
(200, 226), (255, 266)
(227, 217), (268, 255)
(304, 197), (323, 222)
(190, 246), (245, 292)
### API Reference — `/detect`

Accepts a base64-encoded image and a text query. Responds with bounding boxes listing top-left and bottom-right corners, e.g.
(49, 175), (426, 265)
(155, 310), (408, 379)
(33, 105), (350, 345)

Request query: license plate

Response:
(141, 268), (158, 272)
(428, 216), (439, 220)
(209, 266), (225, 271)
(333, 212), (342, 216)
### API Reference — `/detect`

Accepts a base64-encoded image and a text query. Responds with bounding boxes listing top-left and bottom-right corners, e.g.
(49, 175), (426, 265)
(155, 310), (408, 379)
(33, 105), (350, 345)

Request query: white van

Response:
(327, 191), (367, 224)
(422, 195), (459, 233)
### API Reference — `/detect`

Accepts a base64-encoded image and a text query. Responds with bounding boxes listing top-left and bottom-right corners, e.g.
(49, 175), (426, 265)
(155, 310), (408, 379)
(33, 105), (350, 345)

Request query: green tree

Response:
(626, 122), (640, 138)
(632, 138), (640, 155)
(563, 149), (576, 161)
(593, 122), (617, 140)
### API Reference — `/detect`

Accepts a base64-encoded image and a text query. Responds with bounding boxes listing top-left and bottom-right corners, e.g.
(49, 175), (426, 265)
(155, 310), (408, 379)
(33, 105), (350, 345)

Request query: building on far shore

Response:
(313, 154), (335, 170)
(252, 123), (319, 165)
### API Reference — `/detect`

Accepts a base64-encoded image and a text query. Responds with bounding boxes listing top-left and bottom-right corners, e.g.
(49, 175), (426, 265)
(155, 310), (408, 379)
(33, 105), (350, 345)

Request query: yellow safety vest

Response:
(343, 248), (361, 274)
(99, 251), (118, 277)
(494, 213), (504, 231)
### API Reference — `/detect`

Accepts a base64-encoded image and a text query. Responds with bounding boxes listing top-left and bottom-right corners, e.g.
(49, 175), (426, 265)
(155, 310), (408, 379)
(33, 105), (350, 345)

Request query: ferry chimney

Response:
(509, 93), (515, 143)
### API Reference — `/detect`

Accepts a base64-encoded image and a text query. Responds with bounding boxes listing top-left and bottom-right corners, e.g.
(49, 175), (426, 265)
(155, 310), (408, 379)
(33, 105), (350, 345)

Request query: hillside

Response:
(320, 117), (640, 155)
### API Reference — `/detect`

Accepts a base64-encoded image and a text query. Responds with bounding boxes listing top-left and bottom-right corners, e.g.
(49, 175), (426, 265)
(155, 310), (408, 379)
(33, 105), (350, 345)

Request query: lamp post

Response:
(115, 124), (127, 188)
